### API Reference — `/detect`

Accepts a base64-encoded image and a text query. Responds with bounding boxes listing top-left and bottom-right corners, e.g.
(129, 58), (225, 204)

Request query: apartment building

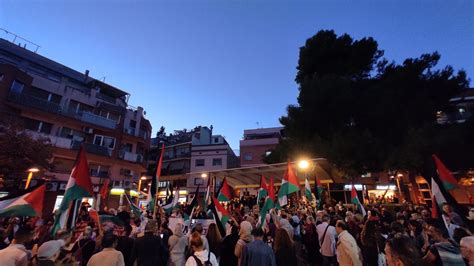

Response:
(239, 127), (283, 166)
(0, 38), (151, 211)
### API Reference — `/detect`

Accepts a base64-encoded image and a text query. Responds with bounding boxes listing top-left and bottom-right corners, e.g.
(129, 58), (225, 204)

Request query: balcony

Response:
(90, 170), (109, 178)
(123, 127), (136, 136)
(96, 92), (116, 104)
(72, 141), (112, 157)
(119, 150), (144, 163)
(8, 91), (61, 114)
(80, 112), (117, 129)
(25, 130), (73, 149)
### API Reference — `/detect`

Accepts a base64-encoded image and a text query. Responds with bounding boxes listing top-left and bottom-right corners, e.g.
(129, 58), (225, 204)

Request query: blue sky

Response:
(1, 0), (473, 150)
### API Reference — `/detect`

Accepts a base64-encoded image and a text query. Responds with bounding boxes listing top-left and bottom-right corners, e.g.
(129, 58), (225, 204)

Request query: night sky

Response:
(1, 0), (472, 150)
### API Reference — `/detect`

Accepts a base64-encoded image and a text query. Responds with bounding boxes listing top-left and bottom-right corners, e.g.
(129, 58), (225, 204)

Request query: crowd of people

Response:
(0, 196), (473, 266)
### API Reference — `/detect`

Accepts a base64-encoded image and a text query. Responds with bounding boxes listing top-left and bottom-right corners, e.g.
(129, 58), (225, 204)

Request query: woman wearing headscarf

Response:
(234, 221), (253, 266)
(168, 223), (187, 266)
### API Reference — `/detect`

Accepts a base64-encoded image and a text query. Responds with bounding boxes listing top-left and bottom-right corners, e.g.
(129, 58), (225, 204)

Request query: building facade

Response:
(0, 38), (151, 212)
(239, 127), (283, 166)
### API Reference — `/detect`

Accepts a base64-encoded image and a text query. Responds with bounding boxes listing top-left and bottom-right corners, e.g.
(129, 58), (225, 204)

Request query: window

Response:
(244, 153), (253, 161)
(68, 100), (93, 114)
(10, 80), (24, 93)
(212, 158), (222, 166)
(214, 137), (219, 143)
(129, 120), (137, 128)
(27, 87), (61, 104)
(122, 143), (133, 152)
(93, 135), (116, 149)
(89, 164), (109, 177)
(53, 158), (75, 173)
(23, 117), (52, 134)
(59, 127), (85, 141)
(99, 110), (120, 122)
(194, 178), (204, 185)
(195, 159), (205, 167)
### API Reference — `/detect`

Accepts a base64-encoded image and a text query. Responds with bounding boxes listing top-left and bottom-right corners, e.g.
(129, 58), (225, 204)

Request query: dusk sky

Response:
(1, 0), (473, 150)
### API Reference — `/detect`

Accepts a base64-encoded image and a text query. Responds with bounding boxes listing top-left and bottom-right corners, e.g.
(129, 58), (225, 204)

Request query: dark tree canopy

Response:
(0, 118), (53, 185)
(268, 30), (472, 177)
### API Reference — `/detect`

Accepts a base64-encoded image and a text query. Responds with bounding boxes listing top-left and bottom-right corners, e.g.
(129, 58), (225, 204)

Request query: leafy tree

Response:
(268, 30), (472, 177)
(0, 118), (53, 186)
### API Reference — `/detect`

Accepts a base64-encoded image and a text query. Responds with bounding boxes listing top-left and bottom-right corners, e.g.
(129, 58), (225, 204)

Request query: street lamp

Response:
(201, 173), (208, 178)
(25, 167), (40, 189)
(298, 160), (310, 170)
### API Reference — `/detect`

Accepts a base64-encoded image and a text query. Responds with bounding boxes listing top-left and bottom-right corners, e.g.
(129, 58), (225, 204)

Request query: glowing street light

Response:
(25, 167), (40, 189)
(201, 173), (208, 178)
(298, 160), (310, 170)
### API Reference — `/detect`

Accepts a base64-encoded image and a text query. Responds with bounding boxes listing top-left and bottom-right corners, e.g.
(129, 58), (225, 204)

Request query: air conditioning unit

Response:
(45, 182), (58, 192)
(82, 127), (93, 134)
(93, 185), (100, 193)
(120, 169), (133, 176)
(59, 183), (67, 190)
(112, 180), (122, 187)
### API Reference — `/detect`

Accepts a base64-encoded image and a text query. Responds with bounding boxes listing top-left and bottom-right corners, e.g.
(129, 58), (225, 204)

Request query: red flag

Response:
(100, 179), (110, 200)
(432, 154), (458, 190)
(217, 178), (232, 202)
(268, 176), (275, 201)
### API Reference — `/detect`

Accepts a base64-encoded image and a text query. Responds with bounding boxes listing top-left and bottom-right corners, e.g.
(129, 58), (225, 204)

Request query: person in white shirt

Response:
(0, 227), (33, 266)
(460, 236), (474, 266)
(316, 214), (337, 266)
(185, 232), (218, 266)
(335, 220), (362, 266)
(87, 233), (124, 266)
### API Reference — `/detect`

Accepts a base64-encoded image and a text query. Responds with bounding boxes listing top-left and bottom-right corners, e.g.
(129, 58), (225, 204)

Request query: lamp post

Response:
(25, 167), (40, 189)
(298, 159), (311, 201)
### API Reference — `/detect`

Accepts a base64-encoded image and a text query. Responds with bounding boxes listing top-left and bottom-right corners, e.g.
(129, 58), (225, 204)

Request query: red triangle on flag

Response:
(432, 154), (458, 190)
(286, 161), (299, 187)
(260, 175), (269, 191)
(73, 145), (94, 195)
(24, 185), (45, 216)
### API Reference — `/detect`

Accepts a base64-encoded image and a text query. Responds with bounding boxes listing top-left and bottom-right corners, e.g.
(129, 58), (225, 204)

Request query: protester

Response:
(71, 226), (96, 266)
(422, 220), (465, 265)
(36, 239), (65, 266)
(206, 223), (222, 259)
(460, 236), (474, 265)
(168, 223), (188, 266)
(335, 220), (362, 266)
(302, 216), (320, 266)
(384, 234), (420, 266)
(273, 228), (296, 266)
(220, 224), (239, 266)
(192, 223), (210, 252)
(359, 220), (385, 266)
(87, 233), (125, 266)
(0, 227), (33, 266)
(241, 227), (276, 266)
(316, 214), (337, 266)
(131, 219), (167, 266)
(234, 221), (253, 266)
(443, 203), (464, 226)
(184, 232), (218, 266)
(116, 224), (135, 266)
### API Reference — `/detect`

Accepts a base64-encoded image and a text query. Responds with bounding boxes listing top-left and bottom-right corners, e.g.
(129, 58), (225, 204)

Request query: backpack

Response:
(192, 250), (212, 266)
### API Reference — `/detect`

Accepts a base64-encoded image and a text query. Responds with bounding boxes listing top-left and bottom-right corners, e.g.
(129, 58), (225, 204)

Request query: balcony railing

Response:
(80, 112), (117, 129)
(8, 91), (61, 114)
(119, 150), (144, 163)
(72, 141), (112, 157)
(96, 92), (116, 104)
(25, 130), (73, 149)
(123, 127), (136, 135)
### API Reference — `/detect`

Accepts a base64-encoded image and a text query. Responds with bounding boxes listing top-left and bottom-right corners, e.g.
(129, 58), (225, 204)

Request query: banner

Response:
(169, 218), (214, 235)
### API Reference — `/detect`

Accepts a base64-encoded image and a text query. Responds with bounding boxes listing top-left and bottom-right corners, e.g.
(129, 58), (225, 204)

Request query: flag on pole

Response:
(305, 178), (313, 201)
(210, 196), (229, 237)
(202, 179), (211, 211)
(432, 154), (459, 191)
(124, 193), (143, 217)
(278, 162), (300, 207)
(99, 178), (110, 200)
(268, 176), (276, 202)
(351, 184), (366, 216)
(162, 187), (179, 214)
(52, 145), (93, 234)
(257, 175), (269, 203)
(431, 177), (448, 219)
(315, 176), (324, 209)
(0, 185), (45, 217)
(217, 178), (232, 202)
(148, 143), (165, 213)
(184, 185), (200, 221)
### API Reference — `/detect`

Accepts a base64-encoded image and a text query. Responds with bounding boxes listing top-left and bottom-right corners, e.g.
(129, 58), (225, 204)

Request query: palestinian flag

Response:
(278, 161), (300, 207)
(305, 178), (313, 201)
(184, 185), (200, 221)
(351, 184), (366, 216)
(315, 176), (324, 209)
(148, 143), (165, 213)
(0, 185), (45, 217)
(217, 178), (232, 202)
(257, 175), (269, 203)
(431, 177), (448, 219)
(53, 145), (93, 234)
(268, 176), (276, 202)
(210, 196), (229, 237)
(124, 194), (142, 217)
(99, 178), (110, 200)
(162, 187), (179, 214)
(432, 154), (458, 190)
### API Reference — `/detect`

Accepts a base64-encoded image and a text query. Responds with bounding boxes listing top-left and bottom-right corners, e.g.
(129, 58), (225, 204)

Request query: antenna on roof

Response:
(256, 122), (260, 128)
(0, 28), (40, 53)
